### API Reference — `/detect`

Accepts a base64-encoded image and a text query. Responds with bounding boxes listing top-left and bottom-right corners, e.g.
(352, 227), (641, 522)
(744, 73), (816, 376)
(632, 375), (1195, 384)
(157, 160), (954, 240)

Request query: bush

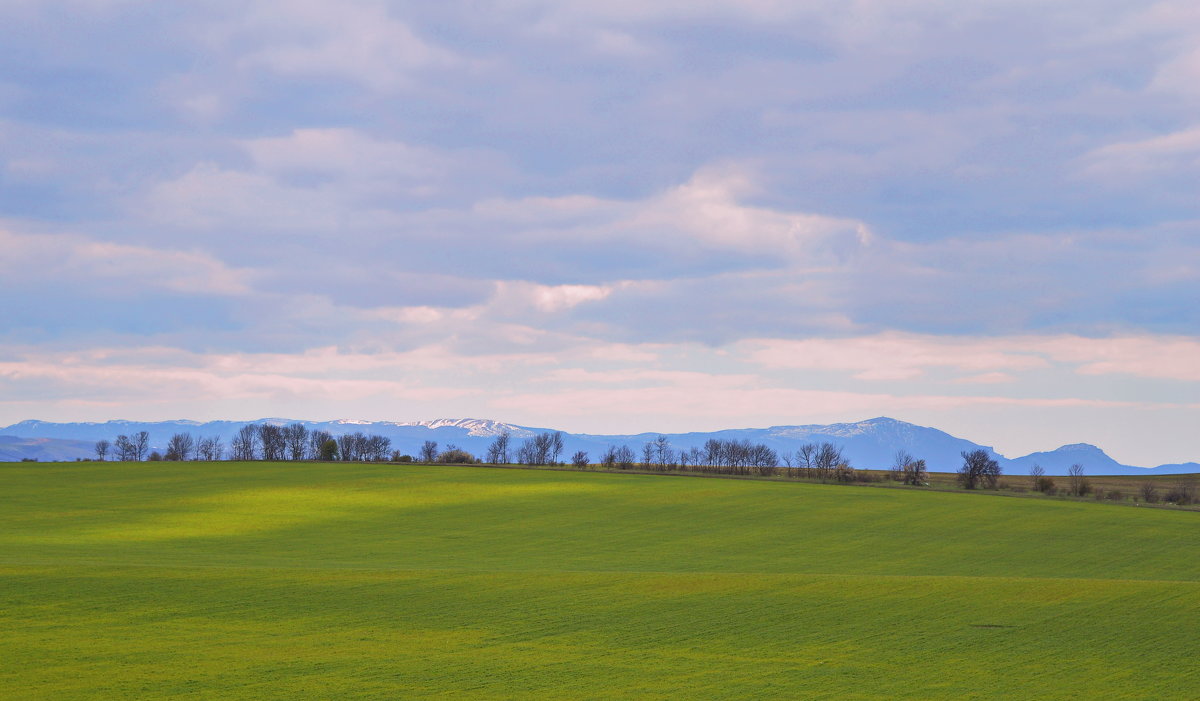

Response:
(438, 448), (476, 464)
(1107, 490), (1123, 502)
(1164, 480), (1198, 505)
(396, 454), (413, 463)
(1139, 482), (1160, 503)
(1034, 476), (1055, 493)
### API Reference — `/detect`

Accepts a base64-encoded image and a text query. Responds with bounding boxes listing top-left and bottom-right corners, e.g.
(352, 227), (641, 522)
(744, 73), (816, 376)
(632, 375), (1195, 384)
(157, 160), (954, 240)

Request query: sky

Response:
(1, 1), (1198, 466)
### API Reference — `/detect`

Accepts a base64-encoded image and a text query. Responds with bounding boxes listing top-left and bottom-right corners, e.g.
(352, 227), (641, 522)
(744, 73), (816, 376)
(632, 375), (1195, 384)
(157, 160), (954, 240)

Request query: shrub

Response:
(397, 454), (413, 463)
(1034, 476), (1055, 493)
(438, 448), (476, 464)
(1139, 482), (1159, 503)
(1107, 490), (1123, 502)
(1164, 480), (1198, 505)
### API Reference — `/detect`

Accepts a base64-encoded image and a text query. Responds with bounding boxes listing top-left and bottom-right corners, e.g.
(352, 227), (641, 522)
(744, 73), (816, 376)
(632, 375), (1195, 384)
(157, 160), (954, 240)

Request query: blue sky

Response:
(1, 1), (1198, 465)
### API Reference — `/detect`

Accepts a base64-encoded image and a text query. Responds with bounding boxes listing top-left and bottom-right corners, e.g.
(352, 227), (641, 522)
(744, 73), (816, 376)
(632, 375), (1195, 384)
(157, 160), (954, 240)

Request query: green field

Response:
(1, 461), (1197, 698)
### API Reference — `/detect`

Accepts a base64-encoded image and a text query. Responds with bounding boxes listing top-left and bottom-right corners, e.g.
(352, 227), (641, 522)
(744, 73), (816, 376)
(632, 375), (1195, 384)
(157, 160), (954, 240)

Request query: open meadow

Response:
(1, 460), (1198, 698)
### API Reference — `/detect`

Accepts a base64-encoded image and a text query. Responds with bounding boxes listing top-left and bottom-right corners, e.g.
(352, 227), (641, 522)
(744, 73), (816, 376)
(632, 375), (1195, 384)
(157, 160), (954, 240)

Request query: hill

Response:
(2, 416), (1194, 475)
(0, 460), (1196, 698)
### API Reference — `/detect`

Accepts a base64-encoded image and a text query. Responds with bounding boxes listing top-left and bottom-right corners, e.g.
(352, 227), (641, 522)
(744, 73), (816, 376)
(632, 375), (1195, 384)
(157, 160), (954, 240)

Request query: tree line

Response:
(88, 425), (1194, 505)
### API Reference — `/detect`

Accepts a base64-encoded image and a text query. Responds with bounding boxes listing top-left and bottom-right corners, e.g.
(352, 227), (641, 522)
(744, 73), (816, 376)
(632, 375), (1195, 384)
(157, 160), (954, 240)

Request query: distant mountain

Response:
(0, 435), (97, 462)
(0, 416), (1194, 476)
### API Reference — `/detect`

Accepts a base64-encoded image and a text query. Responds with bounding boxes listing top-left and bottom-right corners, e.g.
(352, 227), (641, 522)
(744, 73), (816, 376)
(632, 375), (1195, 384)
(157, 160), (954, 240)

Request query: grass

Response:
(1, 460), (1197, 698)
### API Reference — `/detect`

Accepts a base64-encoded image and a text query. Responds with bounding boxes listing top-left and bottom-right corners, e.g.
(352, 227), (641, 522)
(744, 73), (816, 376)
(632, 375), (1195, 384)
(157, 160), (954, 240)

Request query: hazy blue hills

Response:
(1, 416), (1195, 476)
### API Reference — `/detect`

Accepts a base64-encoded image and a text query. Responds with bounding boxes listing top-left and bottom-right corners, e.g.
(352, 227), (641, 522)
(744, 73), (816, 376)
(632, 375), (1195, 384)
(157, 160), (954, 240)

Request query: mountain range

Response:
(1, 416), (1195, 476)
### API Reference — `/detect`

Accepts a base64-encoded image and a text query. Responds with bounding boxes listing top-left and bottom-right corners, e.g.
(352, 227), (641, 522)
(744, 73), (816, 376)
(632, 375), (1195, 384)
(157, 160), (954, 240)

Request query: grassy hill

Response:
(1, 461), (1197, 698)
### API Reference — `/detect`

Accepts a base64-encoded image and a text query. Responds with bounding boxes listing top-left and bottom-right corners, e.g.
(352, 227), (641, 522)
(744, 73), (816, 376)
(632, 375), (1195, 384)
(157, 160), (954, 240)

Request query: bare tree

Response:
(653, 435), (675, 470)
(958, 449), (1001, 489)
(165, 433), (195, 461)
(641, 441), (655, 469)
(549, 432), (564, 465)
(338, 432), (367, 462)
(891, 450), (913, 482)
(196, 435), (223, 461)
(132, 431), (150, 462)
(258, 424), (285, 461)
(114, 434), (132, 461)
(1067, 463), (1090, 497)
(615, 445), (636, 470)
(1139, 481), (1159, 503)
(94, 439), (110, 461)
(231, 424), (259, 461)
(366, 434), (392, 461)
(486, 430), (511, 464)
(419, 440), (438, 463)
(796, 443), (817, 478)
(813, 443), (845, 481)
(284, 423), (309, 461)
(571, 450), (589, 468)
(901, 458), (927, 486)
(1029, 464), (1045, 490)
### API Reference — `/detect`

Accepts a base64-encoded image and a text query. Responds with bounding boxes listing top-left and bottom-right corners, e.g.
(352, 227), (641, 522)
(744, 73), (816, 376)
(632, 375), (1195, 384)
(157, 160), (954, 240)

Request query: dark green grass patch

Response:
(1, 461), (1197, 698)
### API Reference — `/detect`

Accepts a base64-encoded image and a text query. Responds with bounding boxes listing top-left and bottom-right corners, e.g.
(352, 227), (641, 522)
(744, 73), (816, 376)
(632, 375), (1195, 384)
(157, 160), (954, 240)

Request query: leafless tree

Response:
(549, 432), (564, 465)
(165, 433), (195, 461)
(284, 423), (309, 461)
(796, 443), (817, 478)
(486, 430), (511, 464)
(891, 450), (913, 481)
(94, 439), (110, 461)
(1029, 464), (1045, 490)
(571, 450), (589, 468)
(615, 445), (636, 469)
(196, 435), (223, 461)
(366, 434), (392, 461)
(958, 449), (1001, 489)
(1139, 481), (1159, 503)
(231, 424), (259, 461)
(652, 435), (675, 470)
(813, 443), (845, 481)
(901, 458), (927, 486)
(132, 431), (150, 462)
(258, 424), (285, 461)
(419, 440), (438, 463)
(642, 442), (655, 469)
(703, 439), (722, 468)
(338, 432), (369, 462)
(1067, 463), (1090, 497)
(113, 434), (131, 460)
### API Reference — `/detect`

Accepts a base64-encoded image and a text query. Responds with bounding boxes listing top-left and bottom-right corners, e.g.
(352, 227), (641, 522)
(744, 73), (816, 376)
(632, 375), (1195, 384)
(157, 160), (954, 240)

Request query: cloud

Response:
(1079, 125), (1200, 178)
(742, 332), (1200, 384)
(0, 227), (250, 297)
